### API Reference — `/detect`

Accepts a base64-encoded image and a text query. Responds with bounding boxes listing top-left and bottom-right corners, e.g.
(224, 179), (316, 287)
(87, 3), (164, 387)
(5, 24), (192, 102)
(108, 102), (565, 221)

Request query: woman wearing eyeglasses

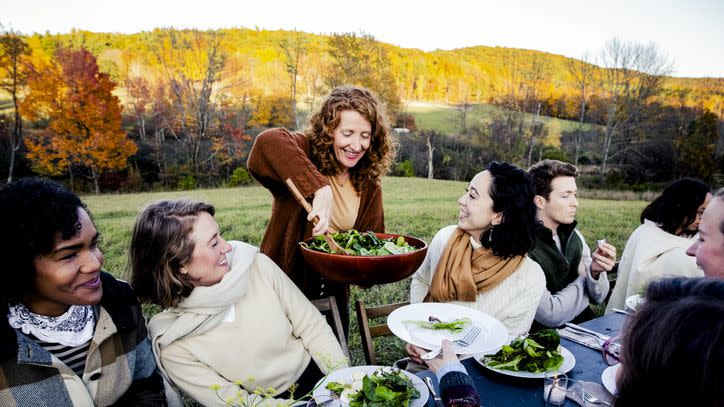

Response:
(614, 277), (723, 406)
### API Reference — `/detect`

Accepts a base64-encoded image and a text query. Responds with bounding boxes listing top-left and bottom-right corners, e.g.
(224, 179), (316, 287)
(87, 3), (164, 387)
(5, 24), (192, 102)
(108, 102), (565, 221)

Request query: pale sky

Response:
(3, 0), (723, 77)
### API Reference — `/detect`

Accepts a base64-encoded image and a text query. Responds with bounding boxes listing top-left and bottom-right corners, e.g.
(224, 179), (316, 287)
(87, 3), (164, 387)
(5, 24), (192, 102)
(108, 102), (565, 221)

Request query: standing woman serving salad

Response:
(247, 86), (396, 328)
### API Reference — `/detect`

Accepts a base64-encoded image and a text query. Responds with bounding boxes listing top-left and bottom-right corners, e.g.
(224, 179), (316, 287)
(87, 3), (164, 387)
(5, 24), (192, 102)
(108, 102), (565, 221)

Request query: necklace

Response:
(334, 173), (348, 187)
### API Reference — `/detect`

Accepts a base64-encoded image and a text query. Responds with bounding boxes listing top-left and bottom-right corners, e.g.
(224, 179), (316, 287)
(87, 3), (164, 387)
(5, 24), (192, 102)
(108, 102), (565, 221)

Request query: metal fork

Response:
(420, 325), (481, 360)
(583, 390), (611, 406)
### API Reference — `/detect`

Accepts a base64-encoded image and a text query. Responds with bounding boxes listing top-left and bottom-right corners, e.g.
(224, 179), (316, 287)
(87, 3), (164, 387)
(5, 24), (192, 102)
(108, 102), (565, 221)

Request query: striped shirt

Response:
(30, 335), (90, 376)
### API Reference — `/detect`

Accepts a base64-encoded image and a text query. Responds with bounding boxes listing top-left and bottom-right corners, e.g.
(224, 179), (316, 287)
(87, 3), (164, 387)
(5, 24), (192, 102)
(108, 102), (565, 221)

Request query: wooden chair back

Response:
(355, 300), (409, 365)
(311, 296), (349, 358)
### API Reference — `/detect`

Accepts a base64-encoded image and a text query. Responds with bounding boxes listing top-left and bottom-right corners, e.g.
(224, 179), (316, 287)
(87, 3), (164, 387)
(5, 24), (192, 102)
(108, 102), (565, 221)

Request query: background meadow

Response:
(84, 176), (646, 366)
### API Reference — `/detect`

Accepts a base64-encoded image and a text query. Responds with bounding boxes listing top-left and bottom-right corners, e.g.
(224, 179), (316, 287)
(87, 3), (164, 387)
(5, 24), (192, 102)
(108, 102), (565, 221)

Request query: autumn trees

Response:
(0, 26), (30, 183)
(0, 27), (721, 190)
(22, 48), (136, 193)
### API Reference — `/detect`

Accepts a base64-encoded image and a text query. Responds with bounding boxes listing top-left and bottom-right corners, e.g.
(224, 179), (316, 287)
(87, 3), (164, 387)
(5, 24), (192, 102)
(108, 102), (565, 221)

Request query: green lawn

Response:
(405, 101), (600, 135)
(82, 176), (645, 366)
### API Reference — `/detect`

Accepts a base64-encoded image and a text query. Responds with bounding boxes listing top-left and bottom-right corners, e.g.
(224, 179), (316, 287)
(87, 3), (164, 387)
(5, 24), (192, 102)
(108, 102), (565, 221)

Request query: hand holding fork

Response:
(420, 325), (481, 360)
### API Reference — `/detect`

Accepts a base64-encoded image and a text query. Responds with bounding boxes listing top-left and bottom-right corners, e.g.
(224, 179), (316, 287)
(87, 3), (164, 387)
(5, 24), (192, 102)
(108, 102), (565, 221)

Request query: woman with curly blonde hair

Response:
(247, 86), (396, 330)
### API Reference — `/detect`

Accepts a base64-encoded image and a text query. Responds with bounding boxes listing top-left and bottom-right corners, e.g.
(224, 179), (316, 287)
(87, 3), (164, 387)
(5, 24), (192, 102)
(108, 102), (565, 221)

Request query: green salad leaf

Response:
(404, 317), (472, 333)
(483, 329), (564, 373)
(302, 229), (418, 256)
(325, 367), (420, 407)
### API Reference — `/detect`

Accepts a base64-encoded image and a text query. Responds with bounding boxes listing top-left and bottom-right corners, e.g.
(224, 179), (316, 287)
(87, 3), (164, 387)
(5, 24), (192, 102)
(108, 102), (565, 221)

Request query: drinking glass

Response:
(543, 371), (568, 406)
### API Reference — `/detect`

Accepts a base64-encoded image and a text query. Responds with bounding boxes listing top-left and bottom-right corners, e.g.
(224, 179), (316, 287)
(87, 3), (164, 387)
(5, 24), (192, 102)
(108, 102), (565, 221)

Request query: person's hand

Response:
(309, 185), (333, 236)
(407, 340), (460, 373)
(423, 340), (459, 373)
(405, 342), (427, 365)
(591, 241), (616, 278)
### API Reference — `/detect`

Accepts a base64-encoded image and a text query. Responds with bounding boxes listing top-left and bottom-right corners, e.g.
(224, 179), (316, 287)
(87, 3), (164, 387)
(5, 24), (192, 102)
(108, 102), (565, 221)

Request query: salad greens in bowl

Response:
(299, 230), (427, 285)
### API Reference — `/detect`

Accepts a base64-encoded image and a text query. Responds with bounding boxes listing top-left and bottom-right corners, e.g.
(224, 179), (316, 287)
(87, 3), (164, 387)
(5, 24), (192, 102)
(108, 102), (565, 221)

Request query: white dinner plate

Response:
(312, 365), (428, 407)
(601, 363), (621, 395)
(625, 294), (644, 311)
(388, 302), (509, 355)
(476, 346), (576, 379)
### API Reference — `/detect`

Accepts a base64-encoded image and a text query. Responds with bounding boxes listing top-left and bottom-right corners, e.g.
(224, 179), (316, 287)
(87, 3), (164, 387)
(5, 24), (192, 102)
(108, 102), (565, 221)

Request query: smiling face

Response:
(25, 208), (104, 317)
(457, 171), (503, 243)
(535, 176), (579, 231)
(331, 110), (372, 173)
(686, 197), (724, 278)
(180, 211), (232, 287)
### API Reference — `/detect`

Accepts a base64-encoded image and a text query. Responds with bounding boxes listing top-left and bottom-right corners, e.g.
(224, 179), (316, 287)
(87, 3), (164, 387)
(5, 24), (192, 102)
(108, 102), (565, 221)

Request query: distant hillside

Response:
(12, 27), (723, 118)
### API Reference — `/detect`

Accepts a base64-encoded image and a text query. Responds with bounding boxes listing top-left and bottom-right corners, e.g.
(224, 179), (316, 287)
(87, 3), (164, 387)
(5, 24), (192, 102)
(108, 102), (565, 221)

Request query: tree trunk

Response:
(426, 135), (435, 179)
(6, 93), (22, 183)
(92, 169), (100, 194)
(601, 104), (617, 174)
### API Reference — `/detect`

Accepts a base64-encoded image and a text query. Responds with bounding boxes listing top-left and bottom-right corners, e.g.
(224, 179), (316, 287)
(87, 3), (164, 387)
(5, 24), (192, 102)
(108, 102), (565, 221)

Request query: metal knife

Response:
(564, 323), (611, 341)
(424, 376), (443, 407)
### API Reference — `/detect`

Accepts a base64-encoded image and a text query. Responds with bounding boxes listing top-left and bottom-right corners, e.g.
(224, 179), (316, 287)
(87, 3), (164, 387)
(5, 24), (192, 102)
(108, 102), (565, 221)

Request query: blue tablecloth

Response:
(417, 312), (627, 406)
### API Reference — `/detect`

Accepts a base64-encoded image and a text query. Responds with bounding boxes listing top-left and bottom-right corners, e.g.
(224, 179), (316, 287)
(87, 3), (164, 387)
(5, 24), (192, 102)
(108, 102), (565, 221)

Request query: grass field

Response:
(406, 101), (600, 135)
(82, 176), (646, 366)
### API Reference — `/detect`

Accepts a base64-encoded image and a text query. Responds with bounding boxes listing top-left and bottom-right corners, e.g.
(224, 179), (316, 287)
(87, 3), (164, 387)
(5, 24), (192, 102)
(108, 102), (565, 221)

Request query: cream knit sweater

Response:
(605, 220), (703, 313)
(410, 225), (546, 337)
(151, 242), (347, 406)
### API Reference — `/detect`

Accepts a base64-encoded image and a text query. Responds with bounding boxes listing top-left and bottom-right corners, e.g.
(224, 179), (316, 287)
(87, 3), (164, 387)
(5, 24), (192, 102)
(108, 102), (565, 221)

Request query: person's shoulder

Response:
(519, 257), (547, 282)
(100, 272), (135, 301)
(436, 225), (458, 240)
(257, 127), (305, 142)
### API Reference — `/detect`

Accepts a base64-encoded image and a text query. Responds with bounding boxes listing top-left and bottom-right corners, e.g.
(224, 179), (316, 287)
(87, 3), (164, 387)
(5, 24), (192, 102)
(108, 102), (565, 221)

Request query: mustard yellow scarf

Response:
(425, 227), (524, 302)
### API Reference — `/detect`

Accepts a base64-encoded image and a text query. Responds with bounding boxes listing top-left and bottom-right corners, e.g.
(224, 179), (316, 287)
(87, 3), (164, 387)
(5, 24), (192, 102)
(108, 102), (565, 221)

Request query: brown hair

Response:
(615, 277), (724, 406)
(305, 86), (396, 192)
(128, 199), (215, 308)
(527, 159), (579, 200)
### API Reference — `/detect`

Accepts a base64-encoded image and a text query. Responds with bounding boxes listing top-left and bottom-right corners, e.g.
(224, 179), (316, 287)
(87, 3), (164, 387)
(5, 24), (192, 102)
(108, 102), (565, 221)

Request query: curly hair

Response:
(479, 162), (538, 258)
(128, 199), (215, 308)
(0, 178), (88, 304)
(640, 178), (710, 236)
(528, 159), (579, 200)
(616, 277), (724, 406)
(305, 86), (396, 192)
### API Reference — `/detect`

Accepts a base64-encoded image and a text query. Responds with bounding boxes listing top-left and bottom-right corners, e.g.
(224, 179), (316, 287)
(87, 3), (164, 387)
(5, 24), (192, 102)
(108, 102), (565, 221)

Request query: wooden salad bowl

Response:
(299, 233), (428, 285)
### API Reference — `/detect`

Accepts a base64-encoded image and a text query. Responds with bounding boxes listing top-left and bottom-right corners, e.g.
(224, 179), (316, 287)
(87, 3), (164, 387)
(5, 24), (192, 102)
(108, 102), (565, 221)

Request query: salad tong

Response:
(285, 178), (349, 254)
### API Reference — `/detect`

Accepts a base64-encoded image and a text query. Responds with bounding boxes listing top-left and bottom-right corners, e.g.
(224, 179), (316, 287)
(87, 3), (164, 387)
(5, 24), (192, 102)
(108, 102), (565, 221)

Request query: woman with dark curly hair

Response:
(247, 86), (395, 326)
(606, 178), (710, 313)
(408, 162), (546, 339)
(0, 178), (165, 406)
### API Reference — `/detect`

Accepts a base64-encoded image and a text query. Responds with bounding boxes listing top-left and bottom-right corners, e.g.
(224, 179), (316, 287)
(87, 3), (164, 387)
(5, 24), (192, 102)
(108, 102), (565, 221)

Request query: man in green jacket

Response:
(528, 160), (617, 327)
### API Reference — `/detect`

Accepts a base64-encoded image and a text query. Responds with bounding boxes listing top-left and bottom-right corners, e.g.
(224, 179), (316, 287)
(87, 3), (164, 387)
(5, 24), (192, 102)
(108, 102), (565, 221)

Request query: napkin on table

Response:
(566, 381), (614, 406)
(558, 328), (609, 350)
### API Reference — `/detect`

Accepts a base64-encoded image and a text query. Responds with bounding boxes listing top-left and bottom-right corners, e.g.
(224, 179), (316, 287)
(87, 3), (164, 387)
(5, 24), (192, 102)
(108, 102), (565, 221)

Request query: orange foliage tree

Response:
(22, 47), (136, 192)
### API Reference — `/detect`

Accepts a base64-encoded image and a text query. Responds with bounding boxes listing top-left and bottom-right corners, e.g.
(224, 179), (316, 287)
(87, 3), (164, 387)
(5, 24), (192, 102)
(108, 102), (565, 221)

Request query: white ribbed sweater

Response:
(410, 225), (546, 337)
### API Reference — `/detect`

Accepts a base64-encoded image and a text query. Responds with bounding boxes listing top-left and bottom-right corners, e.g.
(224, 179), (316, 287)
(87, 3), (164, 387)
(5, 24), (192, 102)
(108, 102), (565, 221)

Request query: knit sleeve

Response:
(497, 260), (546, 336)
(439, 371), (481, 407)
(576, 230), (610, 304)
(535, 275), (590, 327)
(246, 127), (328, 198)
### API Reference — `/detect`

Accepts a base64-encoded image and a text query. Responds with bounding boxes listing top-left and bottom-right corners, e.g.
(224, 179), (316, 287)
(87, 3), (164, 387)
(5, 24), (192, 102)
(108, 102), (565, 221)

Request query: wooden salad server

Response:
(285, 178), (349, 255)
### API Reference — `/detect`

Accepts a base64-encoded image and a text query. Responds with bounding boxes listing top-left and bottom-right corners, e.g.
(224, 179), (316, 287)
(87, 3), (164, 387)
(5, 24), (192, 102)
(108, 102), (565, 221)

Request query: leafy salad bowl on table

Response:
(299, 230), (428, 285)
(477, 329), (576, 379)
(312, 366), (428, 407)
